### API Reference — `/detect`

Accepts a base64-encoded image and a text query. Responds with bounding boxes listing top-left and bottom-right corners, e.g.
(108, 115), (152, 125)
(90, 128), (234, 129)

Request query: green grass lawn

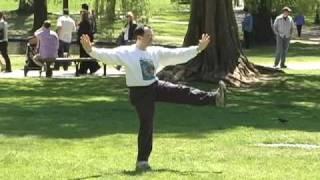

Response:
(0, 71), (319, 179)
(245, 42), (320, 66)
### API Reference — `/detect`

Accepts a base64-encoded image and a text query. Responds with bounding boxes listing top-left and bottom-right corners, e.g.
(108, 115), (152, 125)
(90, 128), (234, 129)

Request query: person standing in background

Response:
(77, 11), (100, 74)
(115, 11), (138, 70)
(294, 13), (305, 38)
(273, 6), (295, 68)
(0, 12), (11, 72)
(241, 7), (253, 49)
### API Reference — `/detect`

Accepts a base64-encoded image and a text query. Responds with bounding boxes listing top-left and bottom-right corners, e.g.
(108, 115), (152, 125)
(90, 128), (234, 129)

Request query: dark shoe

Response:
(5, 70), (12, 73)
(280, 65), (287, 68)
(63, 65), (68, 71)
(215, 80), (227, 107)
(90, 65), (101, 74)
(135, 161), (152, 172)
(115, 65), (122, 71)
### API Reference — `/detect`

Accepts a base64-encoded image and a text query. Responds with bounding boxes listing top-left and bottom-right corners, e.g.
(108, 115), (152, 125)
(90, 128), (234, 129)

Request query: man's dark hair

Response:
(82, 3), (89, 11)
(133, 25), (151, 39)
(43, 20), (51, 28)
(63, 8), (69, 15)
(243, 7), (248, 12)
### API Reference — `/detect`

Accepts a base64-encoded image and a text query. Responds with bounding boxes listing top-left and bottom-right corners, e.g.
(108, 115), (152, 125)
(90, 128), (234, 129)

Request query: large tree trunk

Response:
(63, 0), (68, 10)
(105, 0), (116, 22)
(18, 0), (33, 14)
(158, 0), (274, 87)
(33, 0), (48, 32)
(252, 0), (275, 44)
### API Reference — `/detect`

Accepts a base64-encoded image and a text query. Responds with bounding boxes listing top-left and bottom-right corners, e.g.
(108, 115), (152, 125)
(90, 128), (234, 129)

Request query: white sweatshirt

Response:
(89, 44), (199, 87)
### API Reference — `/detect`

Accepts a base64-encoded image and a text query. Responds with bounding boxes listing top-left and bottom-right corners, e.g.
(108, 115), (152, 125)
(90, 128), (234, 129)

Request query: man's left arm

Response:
(158, 34), (211, 67)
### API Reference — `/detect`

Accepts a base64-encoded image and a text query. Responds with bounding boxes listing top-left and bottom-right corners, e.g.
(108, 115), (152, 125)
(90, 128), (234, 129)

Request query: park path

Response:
(0, 67), (125, 79)
(1, 61), (319, 79)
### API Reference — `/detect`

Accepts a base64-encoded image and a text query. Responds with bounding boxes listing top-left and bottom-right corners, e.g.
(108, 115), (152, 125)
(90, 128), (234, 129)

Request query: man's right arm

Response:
(80, 34), (125, 65)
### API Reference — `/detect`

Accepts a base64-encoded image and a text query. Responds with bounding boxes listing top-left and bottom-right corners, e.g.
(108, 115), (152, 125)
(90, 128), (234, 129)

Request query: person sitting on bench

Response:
(33, 20), (59, 76)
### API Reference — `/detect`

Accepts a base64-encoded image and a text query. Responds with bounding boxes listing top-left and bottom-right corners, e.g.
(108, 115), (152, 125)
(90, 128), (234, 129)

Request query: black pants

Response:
(79, 45), (100, 74)
(243, 31), (251, 49)
(129, 81), (217, 161)
(296, 25), (302, 37)
(0, 41), (11, 72)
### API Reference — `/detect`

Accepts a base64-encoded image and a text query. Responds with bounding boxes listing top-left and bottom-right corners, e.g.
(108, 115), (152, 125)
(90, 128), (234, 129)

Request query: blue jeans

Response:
(55, 40), (71, 70)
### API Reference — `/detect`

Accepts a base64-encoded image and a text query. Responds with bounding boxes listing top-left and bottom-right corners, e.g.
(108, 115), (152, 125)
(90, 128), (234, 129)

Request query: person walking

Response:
(55, 8), (76, 70)
(273, 6), (295, 68)
(80, 25), (227, 172)
(294, 13), (305, 38)
(0, 12), (11, 72)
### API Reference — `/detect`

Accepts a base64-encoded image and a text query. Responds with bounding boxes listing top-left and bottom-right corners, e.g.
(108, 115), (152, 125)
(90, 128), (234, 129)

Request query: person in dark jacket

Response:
(115, 11), (138, 70)
(77, 11), (100, 74)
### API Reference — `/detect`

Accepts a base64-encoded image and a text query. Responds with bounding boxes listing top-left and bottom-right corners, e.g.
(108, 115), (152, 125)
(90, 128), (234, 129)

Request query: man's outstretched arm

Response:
(157, 33), (212, 67)
(80, 34), (125, 65)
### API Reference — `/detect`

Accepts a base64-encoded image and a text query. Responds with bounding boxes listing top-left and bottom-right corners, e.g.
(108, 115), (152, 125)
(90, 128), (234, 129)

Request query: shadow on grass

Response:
(0, 73), (319, 139)
(69, 168), (222, 179)
(122, 168), (222, 176)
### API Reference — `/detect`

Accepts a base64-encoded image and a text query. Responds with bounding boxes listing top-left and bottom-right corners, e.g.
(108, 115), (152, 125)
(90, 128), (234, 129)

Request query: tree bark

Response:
(18, 0), (33, 14)
(252, 0), (275, 44)
(63, 0), (68, 10)
(33, 0), (48, 32)
(105, 0), (116, 22)
(158, 0), (280, 87)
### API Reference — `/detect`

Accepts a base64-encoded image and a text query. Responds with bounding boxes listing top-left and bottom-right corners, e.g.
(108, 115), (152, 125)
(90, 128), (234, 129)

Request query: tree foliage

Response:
(92, 0), (150, 22)
(244, 0), (320, 14)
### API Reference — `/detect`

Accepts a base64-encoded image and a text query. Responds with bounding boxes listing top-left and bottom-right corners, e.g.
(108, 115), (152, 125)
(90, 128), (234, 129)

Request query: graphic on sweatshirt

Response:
(139, 59), (155, 80)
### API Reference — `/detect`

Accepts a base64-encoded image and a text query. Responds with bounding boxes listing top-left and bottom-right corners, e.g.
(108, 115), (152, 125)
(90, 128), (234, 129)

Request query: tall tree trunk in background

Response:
(252, 0), (274, 43)
(105, 0), (116, 22)
(63, 0), (68, 10)
(159, 0), (265, 86)
(18, 0), (33, 14)
(33, 0), (47, 32)
(94, 0), (100, 15)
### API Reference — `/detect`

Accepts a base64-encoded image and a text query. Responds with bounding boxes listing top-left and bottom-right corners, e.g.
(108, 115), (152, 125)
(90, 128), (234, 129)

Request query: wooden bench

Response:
(41, 57), (107, 77)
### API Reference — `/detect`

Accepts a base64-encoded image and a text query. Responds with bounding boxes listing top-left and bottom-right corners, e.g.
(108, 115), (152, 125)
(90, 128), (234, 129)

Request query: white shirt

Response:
(90, 45), (199, 87)
(123, 26), (129, 41)
(57, 15), (76, 43)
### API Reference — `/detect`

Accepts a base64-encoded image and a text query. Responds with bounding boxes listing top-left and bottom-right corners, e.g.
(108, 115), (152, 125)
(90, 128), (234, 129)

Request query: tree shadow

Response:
(0, 74), (319, 139)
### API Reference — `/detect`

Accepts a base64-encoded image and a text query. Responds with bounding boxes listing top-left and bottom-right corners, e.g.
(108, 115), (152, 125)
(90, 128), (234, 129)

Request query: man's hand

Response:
(198, 33), (211, 52)
(80, 34), (93, 53)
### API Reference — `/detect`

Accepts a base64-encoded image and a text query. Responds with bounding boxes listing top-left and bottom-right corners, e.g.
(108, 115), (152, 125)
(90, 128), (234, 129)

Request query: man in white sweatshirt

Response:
(80, 25), (226, 172)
